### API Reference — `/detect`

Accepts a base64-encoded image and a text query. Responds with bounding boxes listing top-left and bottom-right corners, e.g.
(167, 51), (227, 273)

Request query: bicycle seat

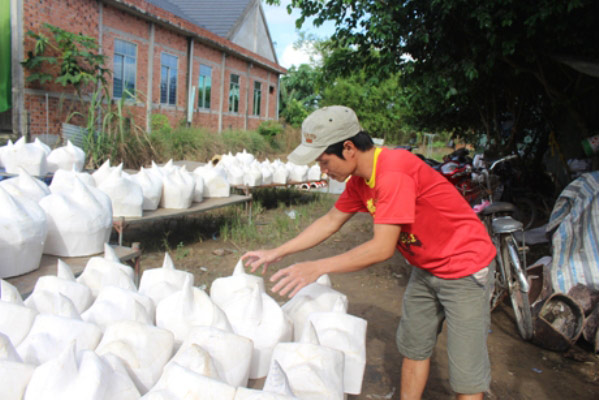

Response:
(480, 202), (517, 216)
(492, 216), (523, 233)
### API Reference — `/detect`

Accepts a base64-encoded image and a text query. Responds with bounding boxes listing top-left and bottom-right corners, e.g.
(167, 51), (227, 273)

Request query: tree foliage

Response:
(269, 0), (599, 159)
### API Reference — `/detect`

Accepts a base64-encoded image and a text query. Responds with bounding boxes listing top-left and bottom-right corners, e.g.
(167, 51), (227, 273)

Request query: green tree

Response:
(268, 0), (599, 160)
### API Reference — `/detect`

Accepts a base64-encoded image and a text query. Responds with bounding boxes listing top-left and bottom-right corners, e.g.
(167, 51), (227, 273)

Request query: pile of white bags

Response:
(0, 251), (367, 398)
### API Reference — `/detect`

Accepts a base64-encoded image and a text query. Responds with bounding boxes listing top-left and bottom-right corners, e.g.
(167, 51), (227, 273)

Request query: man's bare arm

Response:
(271, 223), (401, 297)
(241, 206), (354, 273)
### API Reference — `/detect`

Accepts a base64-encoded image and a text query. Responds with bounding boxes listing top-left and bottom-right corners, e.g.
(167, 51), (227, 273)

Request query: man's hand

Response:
(241, 249), (282, 274)
(270, 260), (321, 298)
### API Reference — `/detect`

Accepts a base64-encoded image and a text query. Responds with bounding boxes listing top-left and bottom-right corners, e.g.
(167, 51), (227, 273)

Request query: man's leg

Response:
(400, 357), (430, 400)
(396, 268), (444, 399)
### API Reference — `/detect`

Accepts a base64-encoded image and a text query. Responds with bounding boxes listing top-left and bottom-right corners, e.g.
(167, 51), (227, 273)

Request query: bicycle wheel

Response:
(513, 198), (537, 230)
(502, 235), (533, 340)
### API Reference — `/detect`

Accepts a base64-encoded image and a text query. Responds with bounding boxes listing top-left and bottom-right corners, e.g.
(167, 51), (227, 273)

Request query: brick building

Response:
(4, 0), (286, 140)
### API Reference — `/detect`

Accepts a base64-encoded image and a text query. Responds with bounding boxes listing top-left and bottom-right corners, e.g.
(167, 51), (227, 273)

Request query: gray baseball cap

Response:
(287, 105), (362, 165)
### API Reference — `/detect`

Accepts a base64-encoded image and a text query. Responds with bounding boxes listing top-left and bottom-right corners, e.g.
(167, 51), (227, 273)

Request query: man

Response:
(242, 105), (496, 399)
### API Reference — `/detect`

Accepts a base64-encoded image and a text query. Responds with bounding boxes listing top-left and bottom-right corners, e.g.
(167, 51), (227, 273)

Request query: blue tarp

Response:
(547, 171), (599, 293)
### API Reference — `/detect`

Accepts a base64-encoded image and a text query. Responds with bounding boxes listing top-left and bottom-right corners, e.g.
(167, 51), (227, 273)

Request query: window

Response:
(160, 53), (177, 105)
(229, 74), (239, 113)
(253, 81), (262, 116)
(113, 39), (136, 99)
(198, 65), (212, 109)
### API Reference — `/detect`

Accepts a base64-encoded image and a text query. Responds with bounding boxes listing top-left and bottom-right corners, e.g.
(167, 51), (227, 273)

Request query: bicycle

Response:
(477, 155), (534, 341)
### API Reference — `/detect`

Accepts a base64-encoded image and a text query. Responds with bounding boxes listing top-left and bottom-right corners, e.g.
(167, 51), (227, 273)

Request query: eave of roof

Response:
(102, 0), (287, 75)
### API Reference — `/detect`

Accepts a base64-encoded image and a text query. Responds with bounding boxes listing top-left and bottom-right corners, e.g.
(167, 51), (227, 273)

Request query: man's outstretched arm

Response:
(271, 223), (401, 297)
(241, 206), (355, 274)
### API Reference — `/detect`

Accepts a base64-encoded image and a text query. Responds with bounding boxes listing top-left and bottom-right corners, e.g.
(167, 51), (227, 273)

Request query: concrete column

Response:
(186, 38), (194, 126)
(218, 52), (226, 133)
(146, 22), (155, 133)
(245, 63), (251, 130)
(11, 0), (24, 137)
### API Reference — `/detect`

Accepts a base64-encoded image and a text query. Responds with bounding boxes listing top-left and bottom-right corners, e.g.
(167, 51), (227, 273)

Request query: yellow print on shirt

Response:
(366, 198), (376, 216)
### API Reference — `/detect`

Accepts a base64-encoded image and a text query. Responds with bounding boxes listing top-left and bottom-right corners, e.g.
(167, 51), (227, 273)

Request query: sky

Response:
(262, 0), (336, 69)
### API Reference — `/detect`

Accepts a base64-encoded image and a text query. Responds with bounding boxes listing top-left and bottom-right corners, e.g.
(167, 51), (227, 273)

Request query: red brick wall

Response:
(21, 0), (282, 137)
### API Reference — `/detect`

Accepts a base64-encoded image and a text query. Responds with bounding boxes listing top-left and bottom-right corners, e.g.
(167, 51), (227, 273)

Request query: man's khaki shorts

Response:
(396, 263), (493, 394)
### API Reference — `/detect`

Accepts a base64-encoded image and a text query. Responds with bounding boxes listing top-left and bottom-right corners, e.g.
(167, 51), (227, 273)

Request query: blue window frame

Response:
(113, 39), (136, 99)
(160, 53), (178, 105)
(229, 74), (239, 113)
(198, 65), (212, 109)
(253, 81), (262, 116)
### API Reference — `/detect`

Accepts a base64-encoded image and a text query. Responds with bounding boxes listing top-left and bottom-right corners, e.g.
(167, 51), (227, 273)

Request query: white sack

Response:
(46, 140), (85, 172)
(0, 336), (35, 400)
(180, 325), (253, 388)
(218, 284), (292, 379)
(145, 362), (236, 400)
(50, 168), (96, 191)
(0, 280), (38, 346)
(265, 338), (345, 400)
(193, 164), (230, 198)
(210, 259), (265, 306)
(164, 343), (219, 380)
(160, 167), (194, 209)
(303, 303), (367, 395)
(138, 252), (194, 307)
(24, 342), (140, 400)
(17, 313), (102, 365)
(308, 165), (322, 181)
(132, 167), (163, 211)
(234, 360), (297, 400)
(99, 167), (144, 217)
(95, 320), (174, 394)
(0, 187), (47, 278)
(0, 168), (50, 202)
(24, 291), (81, 319)
(235, 149), (255, 166)
(282, 275), (348, 340)
(3, 137), (48, 176)
(25, 259), (93, 314)
(82, 286), (155, 331)
(156, 276), (232, 347)
(40, 177), (112, 257)
(77, 243), (136, 298)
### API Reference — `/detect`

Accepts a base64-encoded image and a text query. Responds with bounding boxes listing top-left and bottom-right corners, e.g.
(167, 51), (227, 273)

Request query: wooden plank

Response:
(114, 194), (251, 227)
(6, 245), (141, 297)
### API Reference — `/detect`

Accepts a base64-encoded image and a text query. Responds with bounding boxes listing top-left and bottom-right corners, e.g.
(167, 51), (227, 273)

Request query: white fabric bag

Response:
(282, 275), (348, 340)
(132, 167), (163, 211)
(82, 286), (155, 331)
(0, 280), (38, 346)
(98, 167), (144, 217)
(0, 187), (47, 278)
(24, 259), (93, 314)
(0, 333), (36, 400)
(77, 243), (136, 298)
(95, 320), (174, 394)
(17, 313), (102, 365)
(210, 259), (265, 306)
(46, 140), (86, 172)
(144, 362), (236, 400)
(0, 168), (50, 202)
(180, 325), (253, 388)
(3, 137), (48, 177)
(193, 164), (230, 198)
(24, 342), (140, 400)
(138, 252), (194, 307)
(303, 299), (368, 395)
(160, 167), (195, 209)
(156, 276), (232, 347)
(40, 177), (112, 257)
(218, 283), (292, 379)
(50, 168), (96, 191)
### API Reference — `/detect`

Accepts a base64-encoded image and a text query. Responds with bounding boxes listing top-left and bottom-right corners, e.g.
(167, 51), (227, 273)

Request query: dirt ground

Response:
(135, 197), (599, 399)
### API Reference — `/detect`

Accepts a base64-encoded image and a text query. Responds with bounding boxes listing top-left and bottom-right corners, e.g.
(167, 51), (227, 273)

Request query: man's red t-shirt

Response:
(335, 148), (496, 279)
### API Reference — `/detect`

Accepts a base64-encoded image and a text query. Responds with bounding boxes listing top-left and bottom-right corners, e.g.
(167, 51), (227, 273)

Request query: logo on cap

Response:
(304, 132), (317, 143)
